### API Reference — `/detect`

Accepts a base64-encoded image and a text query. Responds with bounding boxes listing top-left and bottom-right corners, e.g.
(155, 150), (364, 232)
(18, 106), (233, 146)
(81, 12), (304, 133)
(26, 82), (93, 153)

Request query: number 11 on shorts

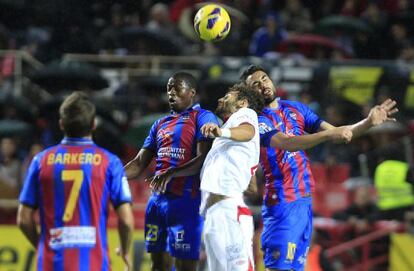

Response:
(286, 242), (297, 261)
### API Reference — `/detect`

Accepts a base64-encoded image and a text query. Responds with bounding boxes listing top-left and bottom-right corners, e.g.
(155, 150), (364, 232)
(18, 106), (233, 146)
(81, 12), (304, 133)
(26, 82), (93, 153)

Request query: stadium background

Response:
(1, 0), (414, 270)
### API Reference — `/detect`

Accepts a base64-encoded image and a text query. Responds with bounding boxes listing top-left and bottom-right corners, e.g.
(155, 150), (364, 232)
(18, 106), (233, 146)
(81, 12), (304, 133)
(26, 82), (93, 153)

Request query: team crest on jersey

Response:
(182, 114), (190, 120)
(157, 129), (172, 141)
(289, 113), (297, 120)
(259, 122), (272, 134)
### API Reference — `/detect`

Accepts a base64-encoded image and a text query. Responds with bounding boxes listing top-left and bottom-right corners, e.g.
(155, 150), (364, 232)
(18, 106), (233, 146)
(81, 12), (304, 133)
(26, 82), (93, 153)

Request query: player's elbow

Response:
(17, 205), (34, 229)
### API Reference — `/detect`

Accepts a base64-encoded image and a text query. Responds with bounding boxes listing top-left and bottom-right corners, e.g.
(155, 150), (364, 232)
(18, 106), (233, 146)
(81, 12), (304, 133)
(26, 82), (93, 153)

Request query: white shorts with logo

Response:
(203, 198), (254, 271)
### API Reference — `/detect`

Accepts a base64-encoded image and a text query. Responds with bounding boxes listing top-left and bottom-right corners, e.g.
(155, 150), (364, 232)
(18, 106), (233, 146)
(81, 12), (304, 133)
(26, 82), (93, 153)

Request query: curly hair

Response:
(229, 83), (265, 113)
(240, 65), (268, 81)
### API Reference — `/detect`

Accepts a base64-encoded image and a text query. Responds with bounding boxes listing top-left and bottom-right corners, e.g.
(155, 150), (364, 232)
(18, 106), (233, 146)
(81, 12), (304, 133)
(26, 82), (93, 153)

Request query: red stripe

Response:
(89, 148), (109, 271)
(279, 109), (297, 202)
(39, 148), (57, 271)
(237, 206), (252, 222)
(63, 148), (82, 269)
(248, 258), (254, 271)
(288, 106), (308, 197)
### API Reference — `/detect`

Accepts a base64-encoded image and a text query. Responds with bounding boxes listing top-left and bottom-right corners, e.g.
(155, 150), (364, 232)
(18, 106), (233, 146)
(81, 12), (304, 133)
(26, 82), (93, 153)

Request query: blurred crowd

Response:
(0, 0), (414, 61)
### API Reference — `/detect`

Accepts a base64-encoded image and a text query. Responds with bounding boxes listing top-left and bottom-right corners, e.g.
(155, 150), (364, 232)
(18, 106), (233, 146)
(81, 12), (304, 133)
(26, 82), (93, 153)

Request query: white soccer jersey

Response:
(200, 107), (260, 198)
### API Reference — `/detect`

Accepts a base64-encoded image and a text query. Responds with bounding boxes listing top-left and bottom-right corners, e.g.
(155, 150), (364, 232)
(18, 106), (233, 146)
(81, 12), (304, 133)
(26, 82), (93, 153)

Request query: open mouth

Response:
(168, 97), (176, 104)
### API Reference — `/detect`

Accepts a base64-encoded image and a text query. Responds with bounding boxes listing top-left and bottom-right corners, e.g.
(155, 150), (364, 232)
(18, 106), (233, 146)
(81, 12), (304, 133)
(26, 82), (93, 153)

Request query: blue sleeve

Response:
(298, 102), (323, 133)
(109, 156), (132, 208)
(196, 110), (219, 141)
(142, 120), (159, 151)
(19, 155), (40, 208)
(258, 115), (280, 147)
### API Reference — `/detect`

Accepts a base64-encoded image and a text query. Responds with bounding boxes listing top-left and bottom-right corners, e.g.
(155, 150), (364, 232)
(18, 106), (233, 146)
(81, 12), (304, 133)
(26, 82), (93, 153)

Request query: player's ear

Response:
(190, 88), (196, 98)
(59, 119), (64, 131)
(238, 99), (248, 108)
(92, 118), (97, 131)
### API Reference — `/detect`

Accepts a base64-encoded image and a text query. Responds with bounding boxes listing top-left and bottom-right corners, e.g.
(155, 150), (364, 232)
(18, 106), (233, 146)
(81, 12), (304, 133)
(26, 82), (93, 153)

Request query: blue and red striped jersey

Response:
(142, 103), (219, 197)
(258, 100), (323, 206)
(19, 137), (132, 271)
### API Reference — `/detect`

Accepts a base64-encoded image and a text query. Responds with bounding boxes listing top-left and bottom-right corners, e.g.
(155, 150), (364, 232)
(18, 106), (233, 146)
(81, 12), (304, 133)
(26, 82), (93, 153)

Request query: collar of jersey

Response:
(61, 137), (94, 145)
(170, 103), (201, 115)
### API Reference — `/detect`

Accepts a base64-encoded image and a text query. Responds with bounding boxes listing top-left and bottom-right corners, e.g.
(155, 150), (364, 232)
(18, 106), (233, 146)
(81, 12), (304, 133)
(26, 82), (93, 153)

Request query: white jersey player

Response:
(200, 83), (265, 271)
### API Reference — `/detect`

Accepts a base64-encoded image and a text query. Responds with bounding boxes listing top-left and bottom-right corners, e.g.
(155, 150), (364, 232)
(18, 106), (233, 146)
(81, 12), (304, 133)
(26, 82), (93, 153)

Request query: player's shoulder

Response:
(93, 145), (122, 162)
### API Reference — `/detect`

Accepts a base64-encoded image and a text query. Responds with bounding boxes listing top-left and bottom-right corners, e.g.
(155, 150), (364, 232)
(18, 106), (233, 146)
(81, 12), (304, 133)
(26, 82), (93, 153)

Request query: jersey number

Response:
(146, 224), (159, 242)
(62, 170), (84, 222)
(286, 242), (297, 261)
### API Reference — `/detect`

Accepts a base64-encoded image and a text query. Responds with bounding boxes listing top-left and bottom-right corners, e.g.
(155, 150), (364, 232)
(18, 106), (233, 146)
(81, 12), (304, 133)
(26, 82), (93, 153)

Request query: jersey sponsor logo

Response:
(282, 151), (298, 163)
(157, 147), (186, 160)
(47, 153), (102, 165)
(289, 113), (297, 120)
(49, 226), (96, 249)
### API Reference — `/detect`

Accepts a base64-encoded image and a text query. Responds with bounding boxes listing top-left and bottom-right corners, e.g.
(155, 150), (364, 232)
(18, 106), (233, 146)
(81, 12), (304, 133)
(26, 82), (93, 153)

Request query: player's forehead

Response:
(246, 70), (268, 83)
(167, 77), (189, 88)
(224, 90), (238, 99)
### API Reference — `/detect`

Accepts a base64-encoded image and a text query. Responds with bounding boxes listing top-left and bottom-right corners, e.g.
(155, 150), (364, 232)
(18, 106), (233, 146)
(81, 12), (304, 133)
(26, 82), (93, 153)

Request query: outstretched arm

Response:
(319, 99), (398, 138)
(124, 148), (155, 180)
(269, 126), (352, 151)
(17, 204), (39, 248)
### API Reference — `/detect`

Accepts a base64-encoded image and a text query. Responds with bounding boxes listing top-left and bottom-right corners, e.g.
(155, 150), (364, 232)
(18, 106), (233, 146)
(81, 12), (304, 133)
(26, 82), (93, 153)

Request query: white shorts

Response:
(203, 198), (254, 271)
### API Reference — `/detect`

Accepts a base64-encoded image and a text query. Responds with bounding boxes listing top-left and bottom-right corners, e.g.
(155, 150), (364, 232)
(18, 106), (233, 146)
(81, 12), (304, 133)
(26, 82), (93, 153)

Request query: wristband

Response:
(220, 128), (231, 138)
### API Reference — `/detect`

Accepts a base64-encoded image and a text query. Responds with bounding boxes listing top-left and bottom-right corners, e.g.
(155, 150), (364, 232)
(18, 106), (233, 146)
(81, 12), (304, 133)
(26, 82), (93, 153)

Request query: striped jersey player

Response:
(18, 92), (133, 271)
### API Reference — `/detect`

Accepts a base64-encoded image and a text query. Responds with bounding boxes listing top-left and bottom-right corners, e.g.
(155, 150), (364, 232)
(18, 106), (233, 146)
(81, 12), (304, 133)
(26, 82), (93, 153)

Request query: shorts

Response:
(144, 192), (203, 260)
(261, 197), (312, 271)
(203, 198), (254, 271)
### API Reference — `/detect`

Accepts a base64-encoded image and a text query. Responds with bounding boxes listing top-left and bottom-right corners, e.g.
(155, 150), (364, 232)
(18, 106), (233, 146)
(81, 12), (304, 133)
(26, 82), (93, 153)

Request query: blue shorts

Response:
(144, 192), (203, 260)
(261, 197), (313, 271)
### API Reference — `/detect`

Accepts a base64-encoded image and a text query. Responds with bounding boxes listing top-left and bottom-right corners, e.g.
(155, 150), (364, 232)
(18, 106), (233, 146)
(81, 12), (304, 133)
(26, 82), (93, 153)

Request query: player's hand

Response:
(368, 99), (398, 126)
(115, 247), (131, 271)
(201, 123), (221, 138)
(146, 168), (174, 193)
(328, 127), (353, 143)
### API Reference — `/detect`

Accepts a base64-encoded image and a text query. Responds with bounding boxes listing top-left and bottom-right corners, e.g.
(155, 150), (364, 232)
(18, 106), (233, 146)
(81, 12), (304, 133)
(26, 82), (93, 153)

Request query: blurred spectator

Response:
(340, 0), (368, 17)
(146, 3), (175, 36)
(387, 23), (410, 58)
(97, 3), (127, 55)
(397, 41), (414, 63)
(249, 11), (288, 57)
(333, 185), (380, 233)
(0, 137), (22, 199)
(280, 0), (313, 33)
(21, 141), (44, 176)
(299, 90), (321, 115)
(374, 146), (414, 221)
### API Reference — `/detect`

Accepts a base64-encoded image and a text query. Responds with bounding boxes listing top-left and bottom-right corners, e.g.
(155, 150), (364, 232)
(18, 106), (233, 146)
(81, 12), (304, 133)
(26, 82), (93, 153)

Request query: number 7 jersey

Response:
(19, 137), (132, 271)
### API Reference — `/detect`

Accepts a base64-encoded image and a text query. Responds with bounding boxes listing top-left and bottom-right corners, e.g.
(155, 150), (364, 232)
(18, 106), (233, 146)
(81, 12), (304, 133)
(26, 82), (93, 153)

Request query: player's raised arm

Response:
(319, 98), (399, 138)
(202, 122), (255, 142)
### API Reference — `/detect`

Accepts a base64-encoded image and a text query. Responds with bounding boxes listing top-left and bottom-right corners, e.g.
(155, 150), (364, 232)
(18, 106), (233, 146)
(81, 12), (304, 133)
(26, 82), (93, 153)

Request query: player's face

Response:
(217, 91), (239, 117)
(167, 77), (195, 112)
(245, 71), (276, 105)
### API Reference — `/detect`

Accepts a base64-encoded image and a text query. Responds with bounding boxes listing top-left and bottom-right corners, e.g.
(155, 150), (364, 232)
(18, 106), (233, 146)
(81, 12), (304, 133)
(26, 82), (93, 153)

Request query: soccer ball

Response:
(194, 4), (231, 42)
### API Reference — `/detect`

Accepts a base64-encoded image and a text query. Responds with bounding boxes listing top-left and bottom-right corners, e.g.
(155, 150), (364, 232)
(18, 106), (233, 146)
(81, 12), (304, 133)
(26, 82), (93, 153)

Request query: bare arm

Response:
(124, 148), (155, 180)
(201, 122), (255, 142)
(319, 99), (398, 138)
(17, 204), (39, 248)
(269, 127), (352, 151)
(116, 203), (134, 270)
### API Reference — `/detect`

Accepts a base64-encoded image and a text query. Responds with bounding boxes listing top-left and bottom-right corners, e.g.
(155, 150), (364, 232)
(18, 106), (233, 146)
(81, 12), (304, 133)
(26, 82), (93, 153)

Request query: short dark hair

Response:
(240, 65), (268, 81)
(172, 72), (197, 90)
(229, 83), (265, 113)
(59, 91), (96, 137)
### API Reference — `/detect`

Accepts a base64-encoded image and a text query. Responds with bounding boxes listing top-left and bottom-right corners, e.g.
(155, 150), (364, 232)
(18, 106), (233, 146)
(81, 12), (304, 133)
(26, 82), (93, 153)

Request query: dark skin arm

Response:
(148, 140), (213, 193)
(124, 148), (155, 180)
(17, 204), (39, 248)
